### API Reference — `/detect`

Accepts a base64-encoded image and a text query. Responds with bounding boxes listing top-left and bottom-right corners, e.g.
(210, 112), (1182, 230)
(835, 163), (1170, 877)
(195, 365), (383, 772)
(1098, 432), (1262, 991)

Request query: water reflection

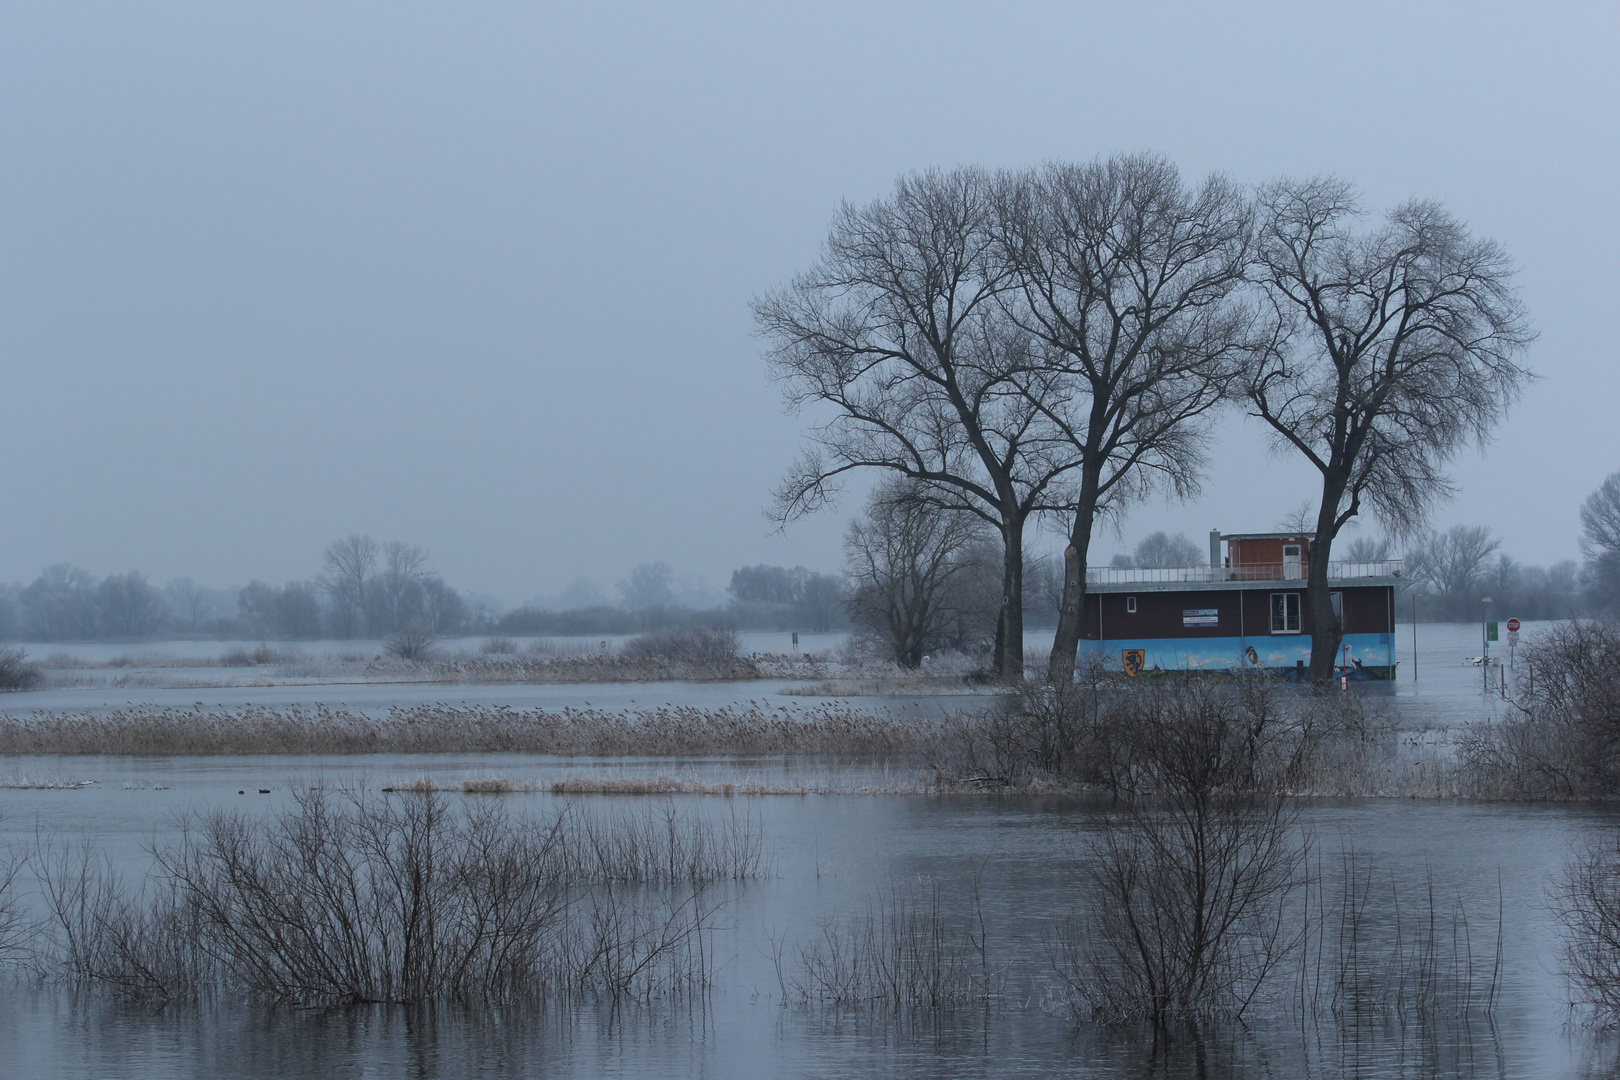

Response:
(0, 620), (1598, 1077)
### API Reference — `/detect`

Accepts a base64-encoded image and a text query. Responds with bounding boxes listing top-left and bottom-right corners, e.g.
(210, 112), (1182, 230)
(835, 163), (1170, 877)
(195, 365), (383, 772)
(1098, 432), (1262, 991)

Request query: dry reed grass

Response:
(774, 879), (997, 1011)
(0, 776), (96, 790)
(0, 702), (921, 757)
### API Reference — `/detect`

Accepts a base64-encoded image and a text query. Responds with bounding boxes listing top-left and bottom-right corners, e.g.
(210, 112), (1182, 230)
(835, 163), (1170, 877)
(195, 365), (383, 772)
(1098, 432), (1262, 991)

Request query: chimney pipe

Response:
(1210, 529), (1222, 580)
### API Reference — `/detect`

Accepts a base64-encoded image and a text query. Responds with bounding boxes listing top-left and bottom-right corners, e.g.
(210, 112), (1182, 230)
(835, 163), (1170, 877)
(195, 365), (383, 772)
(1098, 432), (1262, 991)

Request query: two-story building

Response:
(1075, 530), (1402, 679)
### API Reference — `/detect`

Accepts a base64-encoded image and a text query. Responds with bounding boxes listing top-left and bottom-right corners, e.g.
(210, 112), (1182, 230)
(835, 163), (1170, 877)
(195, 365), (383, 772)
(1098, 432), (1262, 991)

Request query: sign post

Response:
(1506, 618), (1520, 667)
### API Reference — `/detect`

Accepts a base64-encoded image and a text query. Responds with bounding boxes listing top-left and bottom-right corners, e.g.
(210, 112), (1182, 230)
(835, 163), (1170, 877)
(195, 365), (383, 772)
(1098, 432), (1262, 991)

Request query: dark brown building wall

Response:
(1084, 590), (1240, 640)
(1083, 584), (1394, 640)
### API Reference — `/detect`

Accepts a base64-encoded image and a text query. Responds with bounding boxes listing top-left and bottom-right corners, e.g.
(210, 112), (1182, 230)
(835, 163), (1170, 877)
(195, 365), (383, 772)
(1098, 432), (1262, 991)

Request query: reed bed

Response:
(3, 681), (1593, 803)
(417, 653), (836, 684)
(774, 880), (997, 1011)
(0, 702), (922, 757)
(388, 772), (941, 796)
(1298, 852), (1503, 1022)
(0, 776), (96, 790)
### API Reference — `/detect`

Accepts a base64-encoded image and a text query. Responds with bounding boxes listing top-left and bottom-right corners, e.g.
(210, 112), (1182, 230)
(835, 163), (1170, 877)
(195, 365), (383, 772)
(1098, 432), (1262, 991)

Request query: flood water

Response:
(0, 622), (1603, 1078)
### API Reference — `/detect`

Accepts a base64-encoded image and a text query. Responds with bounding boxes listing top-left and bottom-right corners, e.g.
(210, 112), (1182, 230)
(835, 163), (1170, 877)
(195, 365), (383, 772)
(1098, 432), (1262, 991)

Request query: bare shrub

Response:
(776, 879), (994, 1010)
(480, 636), (519, 654)
(926, 679), (1375, 796)
(384, 622), (437, 662)
(37, 840), (210, 999)
(1459, 620), (1620, 797)
(620, 627), (739, 664)
(35, 790), (763, 1006)
(1052, 688), (1306, 1025)
(1551, 834), (1620, 1021)
(921, 681), (1133, 792)
(0, 644), (41, 690)
(218, 643), (290, 667)
(0, 842), (28, 966)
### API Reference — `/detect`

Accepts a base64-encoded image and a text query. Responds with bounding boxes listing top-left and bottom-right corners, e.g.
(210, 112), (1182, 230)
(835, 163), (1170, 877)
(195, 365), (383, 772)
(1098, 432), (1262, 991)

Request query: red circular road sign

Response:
(1506, 618), (1521, 632)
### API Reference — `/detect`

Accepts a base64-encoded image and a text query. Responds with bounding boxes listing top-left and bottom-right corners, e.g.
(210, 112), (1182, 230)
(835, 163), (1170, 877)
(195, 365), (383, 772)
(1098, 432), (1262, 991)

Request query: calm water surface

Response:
(0, 621), (1602, 1078)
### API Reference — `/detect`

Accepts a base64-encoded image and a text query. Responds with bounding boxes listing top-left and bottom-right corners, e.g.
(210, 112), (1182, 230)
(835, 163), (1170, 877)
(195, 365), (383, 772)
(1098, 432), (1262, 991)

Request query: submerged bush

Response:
(1052, 686), (1306, 1025)
(0, 644), (40, 690)
(1552, 833), (1620, 1021)
(33, 789), (764, 1006)
(384, 623), (436, 662)
(1459, 620), (1620, 798)
(620, 627), (740, 664)
(923, 678), (1379, 796)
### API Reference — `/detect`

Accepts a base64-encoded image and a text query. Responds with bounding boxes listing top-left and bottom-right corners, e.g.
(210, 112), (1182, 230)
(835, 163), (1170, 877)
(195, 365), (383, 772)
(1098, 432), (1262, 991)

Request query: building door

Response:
(1283, 544), (1302, 579)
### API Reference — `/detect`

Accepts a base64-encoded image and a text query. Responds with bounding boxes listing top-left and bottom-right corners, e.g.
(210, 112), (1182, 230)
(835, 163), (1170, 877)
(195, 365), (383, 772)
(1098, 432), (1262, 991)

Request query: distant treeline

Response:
(0, 539), (854, 643)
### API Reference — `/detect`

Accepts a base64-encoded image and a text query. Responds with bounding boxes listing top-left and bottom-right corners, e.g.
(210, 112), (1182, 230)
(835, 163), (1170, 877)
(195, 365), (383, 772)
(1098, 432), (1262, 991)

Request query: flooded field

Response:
(0, 622), (1596, 1078)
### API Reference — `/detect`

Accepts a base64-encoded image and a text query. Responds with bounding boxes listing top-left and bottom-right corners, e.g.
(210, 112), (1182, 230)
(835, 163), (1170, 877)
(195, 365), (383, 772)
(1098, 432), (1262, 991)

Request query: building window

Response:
(1126, 596), (1137, 614)
(1270, 592), (1301, 634)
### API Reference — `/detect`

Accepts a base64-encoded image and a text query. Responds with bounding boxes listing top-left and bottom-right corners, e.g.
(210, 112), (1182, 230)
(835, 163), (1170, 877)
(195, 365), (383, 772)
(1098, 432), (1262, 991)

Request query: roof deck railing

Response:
(1085, 559), (1403, 586)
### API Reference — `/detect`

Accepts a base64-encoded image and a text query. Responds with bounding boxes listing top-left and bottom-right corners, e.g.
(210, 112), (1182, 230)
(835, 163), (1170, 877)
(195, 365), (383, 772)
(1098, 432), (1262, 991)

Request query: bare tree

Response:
(1405, 524), (1502, 620)
(1340, 535), (1392, 562)
(757, 167), (1076, 680)
(993, 155), (1256, 682)
(373, 541), (430, 634)
(1582, 471), (1620, 614)
(1130, 531), (1203, 568)
(618, 562), (675, 611)
(322, 535), (378, 637)
(97, 571), (168, 639)
(164, 578), (210, 634)
(1247, 178), (1534, 681)
(1275, 499), (1317, 535)
(21, 564), (99, 641)
(844, 480), (998, 668)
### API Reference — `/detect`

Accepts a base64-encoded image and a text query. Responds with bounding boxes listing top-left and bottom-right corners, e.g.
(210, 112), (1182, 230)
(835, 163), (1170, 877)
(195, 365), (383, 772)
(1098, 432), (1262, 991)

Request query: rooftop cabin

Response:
(1077, 529), (1403, 680)
(1086, 530), (1403, 590)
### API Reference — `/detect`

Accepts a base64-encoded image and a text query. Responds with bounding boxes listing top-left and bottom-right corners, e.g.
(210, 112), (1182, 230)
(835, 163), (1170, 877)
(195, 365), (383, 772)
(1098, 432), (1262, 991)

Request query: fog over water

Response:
(2, 2), (1617, 601)
(3, 6), (1618, 1076)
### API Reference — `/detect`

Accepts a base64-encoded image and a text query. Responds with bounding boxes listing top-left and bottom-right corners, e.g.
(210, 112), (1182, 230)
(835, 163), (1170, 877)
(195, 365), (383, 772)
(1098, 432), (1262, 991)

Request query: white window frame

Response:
(1270, 592), (1301, 634)
(1126, 596), (1137, 614)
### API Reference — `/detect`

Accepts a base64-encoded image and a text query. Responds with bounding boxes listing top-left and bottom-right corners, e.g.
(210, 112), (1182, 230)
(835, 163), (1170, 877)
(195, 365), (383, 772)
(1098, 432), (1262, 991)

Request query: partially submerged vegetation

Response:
(0, 644), (40, 691)
(16, 788), (761, 1006)
(0, 701), (918, 757)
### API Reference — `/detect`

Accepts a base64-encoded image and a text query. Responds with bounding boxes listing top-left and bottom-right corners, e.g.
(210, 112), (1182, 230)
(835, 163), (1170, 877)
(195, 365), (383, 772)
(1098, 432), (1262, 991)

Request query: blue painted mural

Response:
(1077, 632), (1396, 679)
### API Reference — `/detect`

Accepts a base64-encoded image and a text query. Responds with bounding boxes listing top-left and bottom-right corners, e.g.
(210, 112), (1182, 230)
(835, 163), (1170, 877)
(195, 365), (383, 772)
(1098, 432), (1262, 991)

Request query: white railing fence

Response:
(1084, 560), (1404, 586)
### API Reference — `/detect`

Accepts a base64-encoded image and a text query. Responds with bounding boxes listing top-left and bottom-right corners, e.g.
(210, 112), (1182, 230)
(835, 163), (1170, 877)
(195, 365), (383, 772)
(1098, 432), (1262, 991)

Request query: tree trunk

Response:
(1047, 486), (1098, 683)
(996, 516), (1025, 681)
(1305, 497), (1344, 684)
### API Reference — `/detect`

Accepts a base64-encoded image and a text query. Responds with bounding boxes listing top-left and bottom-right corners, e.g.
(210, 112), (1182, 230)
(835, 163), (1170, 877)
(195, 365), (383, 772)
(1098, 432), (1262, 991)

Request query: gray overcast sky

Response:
(3, 1), (1616, 603)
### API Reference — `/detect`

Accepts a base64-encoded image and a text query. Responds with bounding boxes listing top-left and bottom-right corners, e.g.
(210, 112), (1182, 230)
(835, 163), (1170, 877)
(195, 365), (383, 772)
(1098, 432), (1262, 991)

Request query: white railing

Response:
(1085, 560), (1403, 586)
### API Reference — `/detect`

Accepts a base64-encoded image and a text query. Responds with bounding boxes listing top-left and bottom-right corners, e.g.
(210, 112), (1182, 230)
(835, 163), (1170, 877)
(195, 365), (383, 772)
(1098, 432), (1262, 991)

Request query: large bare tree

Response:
(322, 534), (378, 638)
(844, 479), (998, 668)
(1581, 471), (1620, 613)
(994, 156), (1256, 682)
(757, 168), (1075, 679)
(1247, 179), (1534, 681)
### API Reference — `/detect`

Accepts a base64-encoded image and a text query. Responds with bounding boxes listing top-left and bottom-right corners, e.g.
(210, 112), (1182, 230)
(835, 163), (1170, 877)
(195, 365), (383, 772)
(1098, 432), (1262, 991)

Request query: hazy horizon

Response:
(4, 2), (1616, 605)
